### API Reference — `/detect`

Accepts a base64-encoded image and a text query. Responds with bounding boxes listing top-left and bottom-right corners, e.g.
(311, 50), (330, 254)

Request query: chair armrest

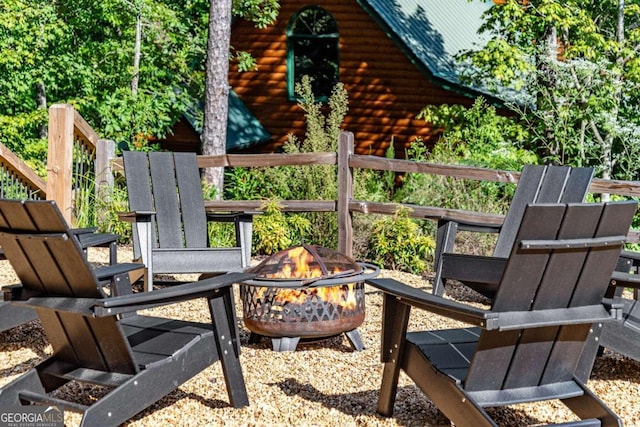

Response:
(367, 278), (493, 327)
(205, 211), (262, 223)
(94, 263), (145, 281)
(485, 305), (617, 331)
(93, 272), (255, 316)
(439, 216), (503, 234)
(69, 227), (98, 235)
(75, 232), (119, 249)
(117, 210), (156, 223)
(367, 278), (618, 331)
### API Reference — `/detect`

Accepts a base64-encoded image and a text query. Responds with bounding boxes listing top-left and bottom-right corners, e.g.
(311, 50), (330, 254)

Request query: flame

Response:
(254, 246), (357, 309)
(271, 283), (358, 309)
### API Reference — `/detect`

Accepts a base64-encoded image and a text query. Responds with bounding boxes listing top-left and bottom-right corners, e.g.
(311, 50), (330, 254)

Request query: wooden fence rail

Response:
(0, 141), (46, 200)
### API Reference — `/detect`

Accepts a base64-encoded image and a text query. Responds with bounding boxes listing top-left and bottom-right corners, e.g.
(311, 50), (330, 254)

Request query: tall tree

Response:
(201, 0), (279, 194)
(201, 0), (232, 191)
(0, 0), (210, 166)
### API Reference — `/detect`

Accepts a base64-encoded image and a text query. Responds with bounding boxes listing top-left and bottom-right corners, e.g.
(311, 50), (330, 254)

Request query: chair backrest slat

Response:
(173, 153), (208, 248)
(493, 165), (557, 257)
(124, 151), (209, 251)
(534, 165), (570, 203)
(0, 200), (99, 297)
(123, 152), (154, 213)
(561, 167), (594, 203)
(493, 165), (593, 259)
(0, 199), (138, 375)
(148, 152), (183, 249)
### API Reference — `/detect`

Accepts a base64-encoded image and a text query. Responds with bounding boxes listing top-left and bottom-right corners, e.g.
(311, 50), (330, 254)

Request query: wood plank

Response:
(173, 153), (208, 248)
(0, 141), (46, 194)
(149, 152), (183, 248)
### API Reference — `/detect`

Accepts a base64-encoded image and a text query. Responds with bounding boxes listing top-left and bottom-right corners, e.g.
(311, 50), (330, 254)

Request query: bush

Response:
(366, 207), (435, 275)
(252, 200), (311, 255)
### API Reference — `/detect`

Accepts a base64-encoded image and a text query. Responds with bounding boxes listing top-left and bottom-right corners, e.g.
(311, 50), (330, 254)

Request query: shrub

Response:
(367, 207), (435, 275)
(92, 184), (132, 243)
(243, 75), (349, 248)
(252, 200), (311, 255)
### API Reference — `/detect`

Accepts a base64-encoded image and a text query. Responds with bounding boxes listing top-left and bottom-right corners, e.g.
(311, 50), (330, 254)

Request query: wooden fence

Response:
(194, 131), (640, 255)
(2, 104), (640, 256)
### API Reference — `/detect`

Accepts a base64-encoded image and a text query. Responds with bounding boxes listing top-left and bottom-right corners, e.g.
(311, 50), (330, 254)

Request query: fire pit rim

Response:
(240, 262), (380, 288)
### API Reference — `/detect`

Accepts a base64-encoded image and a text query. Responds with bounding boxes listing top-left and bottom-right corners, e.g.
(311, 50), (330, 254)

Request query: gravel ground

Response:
(1, 246), (640, 427)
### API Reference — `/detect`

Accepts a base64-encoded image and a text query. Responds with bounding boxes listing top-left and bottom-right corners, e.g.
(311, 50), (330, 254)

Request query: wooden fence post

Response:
(337, 131), (354, 257)
(96, 139), (116, 224)
(47, 104), (74, 224)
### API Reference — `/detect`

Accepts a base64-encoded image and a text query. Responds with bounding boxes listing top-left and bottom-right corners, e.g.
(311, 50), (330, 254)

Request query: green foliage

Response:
(231, 0), (280, 71)
(223, 167), (263, 200)
(0, 0), (280, 167)
(403, 98), (536, 216)
(418, 97), (535, 171)
(92, 184), (132, 243)
(366, 207), (435, 275)
(461, 0), (640, 181)
(249, 76), (349, 248)
(252, 200), (311, 255)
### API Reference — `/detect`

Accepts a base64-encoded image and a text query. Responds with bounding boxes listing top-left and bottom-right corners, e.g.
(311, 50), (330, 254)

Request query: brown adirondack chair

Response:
(367, 201), (636, 426)
(0, 199), (253, 426)
(432, 164), (594, 298)
(0, 212), (121, 333)
(120, 151), (255, 291)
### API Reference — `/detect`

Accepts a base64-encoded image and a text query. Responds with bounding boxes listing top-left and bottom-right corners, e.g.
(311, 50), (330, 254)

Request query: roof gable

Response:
(358, 0), (495, 98)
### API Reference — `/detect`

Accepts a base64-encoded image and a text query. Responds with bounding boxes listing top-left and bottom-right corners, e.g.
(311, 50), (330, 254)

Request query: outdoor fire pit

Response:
(240, 244), (379, 352)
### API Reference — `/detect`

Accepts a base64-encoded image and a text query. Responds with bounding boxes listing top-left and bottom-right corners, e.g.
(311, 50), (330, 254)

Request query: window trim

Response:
(286, 6), (340, 102)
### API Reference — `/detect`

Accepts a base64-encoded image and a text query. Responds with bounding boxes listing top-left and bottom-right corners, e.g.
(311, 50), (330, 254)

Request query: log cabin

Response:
(160, 0), (500, 158)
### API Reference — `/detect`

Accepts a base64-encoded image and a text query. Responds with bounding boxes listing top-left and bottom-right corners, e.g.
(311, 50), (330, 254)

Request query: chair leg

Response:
(377, 294), (411, 416)
(237, 215), (254, 268)
(208, 286), (249, 408)
(432, 220), (458, 296)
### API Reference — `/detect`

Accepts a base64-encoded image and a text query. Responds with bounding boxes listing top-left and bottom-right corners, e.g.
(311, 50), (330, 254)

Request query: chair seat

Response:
(407, 328), (479, 382)
(121, 315), (214, 369)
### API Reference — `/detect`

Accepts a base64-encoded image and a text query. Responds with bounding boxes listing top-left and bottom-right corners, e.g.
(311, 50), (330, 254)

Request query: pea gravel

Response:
(1, 247), (639, 427)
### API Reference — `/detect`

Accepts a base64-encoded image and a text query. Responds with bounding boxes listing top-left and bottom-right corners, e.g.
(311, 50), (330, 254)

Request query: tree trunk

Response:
(36, 81), (47, 139)
(132, 11), (142, 96)
(600, 0), (626, 202)
(201, 0), (232, 197)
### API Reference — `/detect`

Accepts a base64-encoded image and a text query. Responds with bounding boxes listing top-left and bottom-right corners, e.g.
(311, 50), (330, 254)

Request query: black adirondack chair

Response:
(592, 250), (640, 362)
(0, 217), (120, 333)
(367, 201), (636, 426)
(432, 164), (594, 297)
(120, 151), (255, 291)
(0, 199), (253, 426)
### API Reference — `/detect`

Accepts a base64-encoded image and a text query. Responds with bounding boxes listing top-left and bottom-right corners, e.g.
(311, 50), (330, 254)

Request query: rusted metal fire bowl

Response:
(240, 244), (379, 352)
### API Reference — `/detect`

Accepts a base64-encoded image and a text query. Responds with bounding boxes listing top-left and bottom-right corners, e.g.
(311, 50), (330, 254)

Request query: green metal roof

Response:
(186, 89), (271, 151)
(358, 0), (499, 99)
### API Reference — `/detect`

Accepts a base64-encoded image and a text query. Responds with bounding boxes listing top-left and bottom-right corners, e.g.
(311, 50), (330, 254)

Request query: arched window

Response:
(287, 6), (339, 101)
